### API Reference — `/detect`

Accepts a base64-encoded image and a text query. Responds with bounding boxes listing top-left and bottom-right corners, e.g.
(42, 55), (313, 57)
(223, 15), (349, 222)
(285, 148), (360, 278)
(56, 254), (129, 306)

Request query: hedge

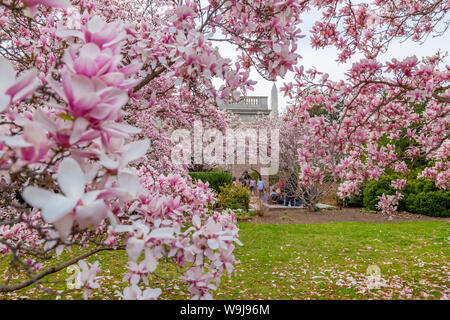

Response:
(363, 174), (450, 217)
(188, 171), (232, 194)
(363, 174), (404, 211)
(403, 180), (450, 217)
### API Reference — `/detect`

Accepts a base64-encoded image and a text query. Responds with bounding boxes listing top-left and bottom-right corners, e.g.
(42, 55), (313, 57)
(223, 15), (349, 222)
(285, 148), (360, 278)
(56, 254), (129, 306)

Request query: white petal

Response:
(38, 0), (71, 9)
(192, 215), (201, 228)
(121, 139), (150, 166)
(84, 162), (101, 185)
(99, 153), (119, 170)
(107, 210), (119, 227)
(0, 57), (16, 92)
(142, 288), (161, 299)
(9, 69), (40, 103)
(81, 190), (101, 205)
(144, 248), (158, 272)
(148, 227), (174, 240)
(75, 200), (108, 229)
(113, 224), (133, 233)
(55, 29), (84, 40)
(79, 43), (101, 59)
(53, 214), (75, 241)
(0, 135), (33, 147)
(33, 110), (57, 133)
(22, 187), (58, 208)
(57, 157), (85, 199)
(207, 238), (219, 250)
(103, 122), (141, 135)
(70, 117), (90, 144)
(78, 259), (88, 270)
(118, 171), (140, 198)
(87, 16), (106, 33)
(126, 237), (145, 262)
(0, 94), (11, 112)
(41, 195), (77, 223)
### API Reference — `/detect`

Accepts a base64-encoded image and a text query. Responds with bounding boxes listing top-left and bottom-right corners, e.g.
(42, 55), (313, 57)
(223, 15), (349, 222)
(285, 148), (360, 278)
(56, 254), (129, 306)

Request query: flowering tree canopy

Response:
(280, 1), (449, 215)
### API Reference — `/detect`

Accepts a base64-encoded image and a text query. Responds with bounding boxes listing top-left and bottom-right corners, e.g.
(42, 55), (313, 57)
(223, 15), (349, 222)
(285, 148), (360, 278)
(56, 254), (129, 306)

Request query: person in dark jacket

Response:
(284, 174), (297, 207)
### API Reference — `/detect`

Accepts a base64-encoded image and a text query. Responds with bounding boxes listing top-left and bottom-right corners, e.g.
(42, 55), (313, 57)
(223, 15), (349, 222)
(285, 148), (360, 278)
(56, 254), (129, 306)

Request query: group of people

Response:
(269, 176), (310, 207)
(232, 174), (266, 198)
(232, 173), (310, 207)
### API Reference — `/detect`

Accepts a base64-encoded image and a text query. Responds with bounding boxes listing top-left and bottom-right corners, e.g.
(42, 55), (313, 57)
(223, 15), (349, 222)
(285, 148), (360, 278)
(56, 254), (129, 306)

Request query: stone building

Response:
(219, 82), (279, 122)
(219, 83), (280, 194)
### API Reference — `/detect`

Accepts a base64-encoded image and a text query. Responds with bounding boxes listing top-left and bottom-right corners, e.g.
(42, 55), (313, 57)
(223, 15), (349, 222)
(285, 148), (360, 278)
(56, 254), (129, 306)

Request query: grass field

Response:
(1, 221), (449, 300)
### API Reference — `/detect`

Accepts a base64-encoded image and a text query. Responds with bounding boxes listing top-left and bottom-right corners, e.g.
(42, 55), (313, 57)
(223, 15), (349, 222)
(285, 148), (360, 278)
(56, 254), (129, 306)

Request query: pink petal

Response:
(7, 69), (40, 103)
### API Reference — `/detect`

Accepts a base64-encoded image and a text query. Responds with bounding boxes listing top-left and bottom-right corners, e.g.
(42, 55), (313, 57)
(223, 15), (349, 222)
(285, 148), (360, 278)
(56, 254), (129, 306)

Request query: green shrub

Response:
(334, 192), (364, 207)
(363, 174), (404, 211)
(362, 173), (450, 217)
(189, 171), (232, 194)
(404, 189), (450, 217)
(218, 184), (249, 211)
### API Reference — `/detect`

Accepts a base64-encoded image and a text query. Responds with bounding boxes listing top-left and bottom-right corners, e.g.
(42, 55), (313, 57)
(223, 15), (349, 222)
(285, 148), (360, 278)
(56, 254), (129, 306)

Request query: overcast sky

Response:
(213, 8), (450, 113)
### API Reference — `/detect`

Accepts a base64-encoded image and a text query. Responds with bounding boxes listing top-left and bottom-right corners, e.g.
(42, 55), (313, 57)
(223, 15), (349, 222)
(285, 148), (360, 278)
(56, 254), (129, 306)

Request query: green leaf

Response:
(58, 113), (74, 121)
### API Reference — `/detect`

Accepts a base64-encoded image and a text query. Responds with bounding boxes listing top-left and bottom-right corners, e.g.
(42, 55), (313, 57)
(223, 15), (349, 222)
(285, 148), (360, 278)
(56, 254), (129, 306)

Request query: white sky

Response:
(212, 8), (450, 113)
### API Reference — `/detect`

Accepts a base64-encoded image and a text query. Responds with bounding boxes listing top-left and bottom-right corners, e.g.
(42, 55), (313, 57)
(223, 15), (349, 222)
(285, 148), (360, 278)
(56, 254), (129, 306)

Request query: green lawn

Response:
(1, 221), (449, 300)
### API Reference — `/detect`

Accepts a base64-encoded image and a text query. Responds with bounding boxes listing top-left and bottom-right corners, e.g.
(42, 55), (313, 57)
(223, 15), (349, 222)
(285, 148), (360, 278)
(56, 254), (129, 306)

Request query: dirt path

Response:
(249, 207), (450, 224)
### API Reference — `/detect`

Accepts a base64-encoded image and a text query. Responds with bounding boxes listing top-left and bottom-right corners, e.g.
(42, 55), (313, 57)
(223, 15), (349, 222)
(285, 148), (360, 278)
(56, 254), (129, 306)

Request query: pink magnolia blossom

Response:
(391, 179), (407, 191)
(0, 121), (50, 166)
(22, 157), (109, 238)
(20, 0), (70, 17)
(0, 57), (39, 113)
(50, 72), (128, 121)
(116, 284), (161, 300)
(77, 260), (102, 299)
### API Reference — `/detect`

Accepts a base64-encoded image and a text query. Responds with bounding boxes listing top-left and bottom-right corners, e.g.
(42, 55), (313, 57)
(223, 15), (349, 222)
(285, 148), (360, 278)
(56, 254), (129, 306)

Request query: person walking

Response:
(257, 178), (265, 198)
(249, 178), (256, 195)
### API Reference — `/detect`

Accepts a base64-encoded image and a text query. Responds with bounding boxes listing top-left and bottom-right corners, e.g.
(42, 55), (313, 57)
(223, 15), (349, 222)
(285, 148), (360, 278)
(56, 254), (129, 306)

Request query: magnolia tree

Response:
(222, 1), (449, 214)
(0, 0), (304, 299)
(238, 114), (334, 210)
(282, 0), (449, 215)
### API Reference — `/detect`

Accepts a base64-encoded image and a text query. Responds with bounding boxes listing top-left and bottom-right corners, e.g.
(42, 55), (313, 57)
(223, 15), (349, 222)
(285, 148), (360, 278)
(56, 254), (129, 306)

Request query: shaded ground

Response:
(251, 207), (450, 224)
